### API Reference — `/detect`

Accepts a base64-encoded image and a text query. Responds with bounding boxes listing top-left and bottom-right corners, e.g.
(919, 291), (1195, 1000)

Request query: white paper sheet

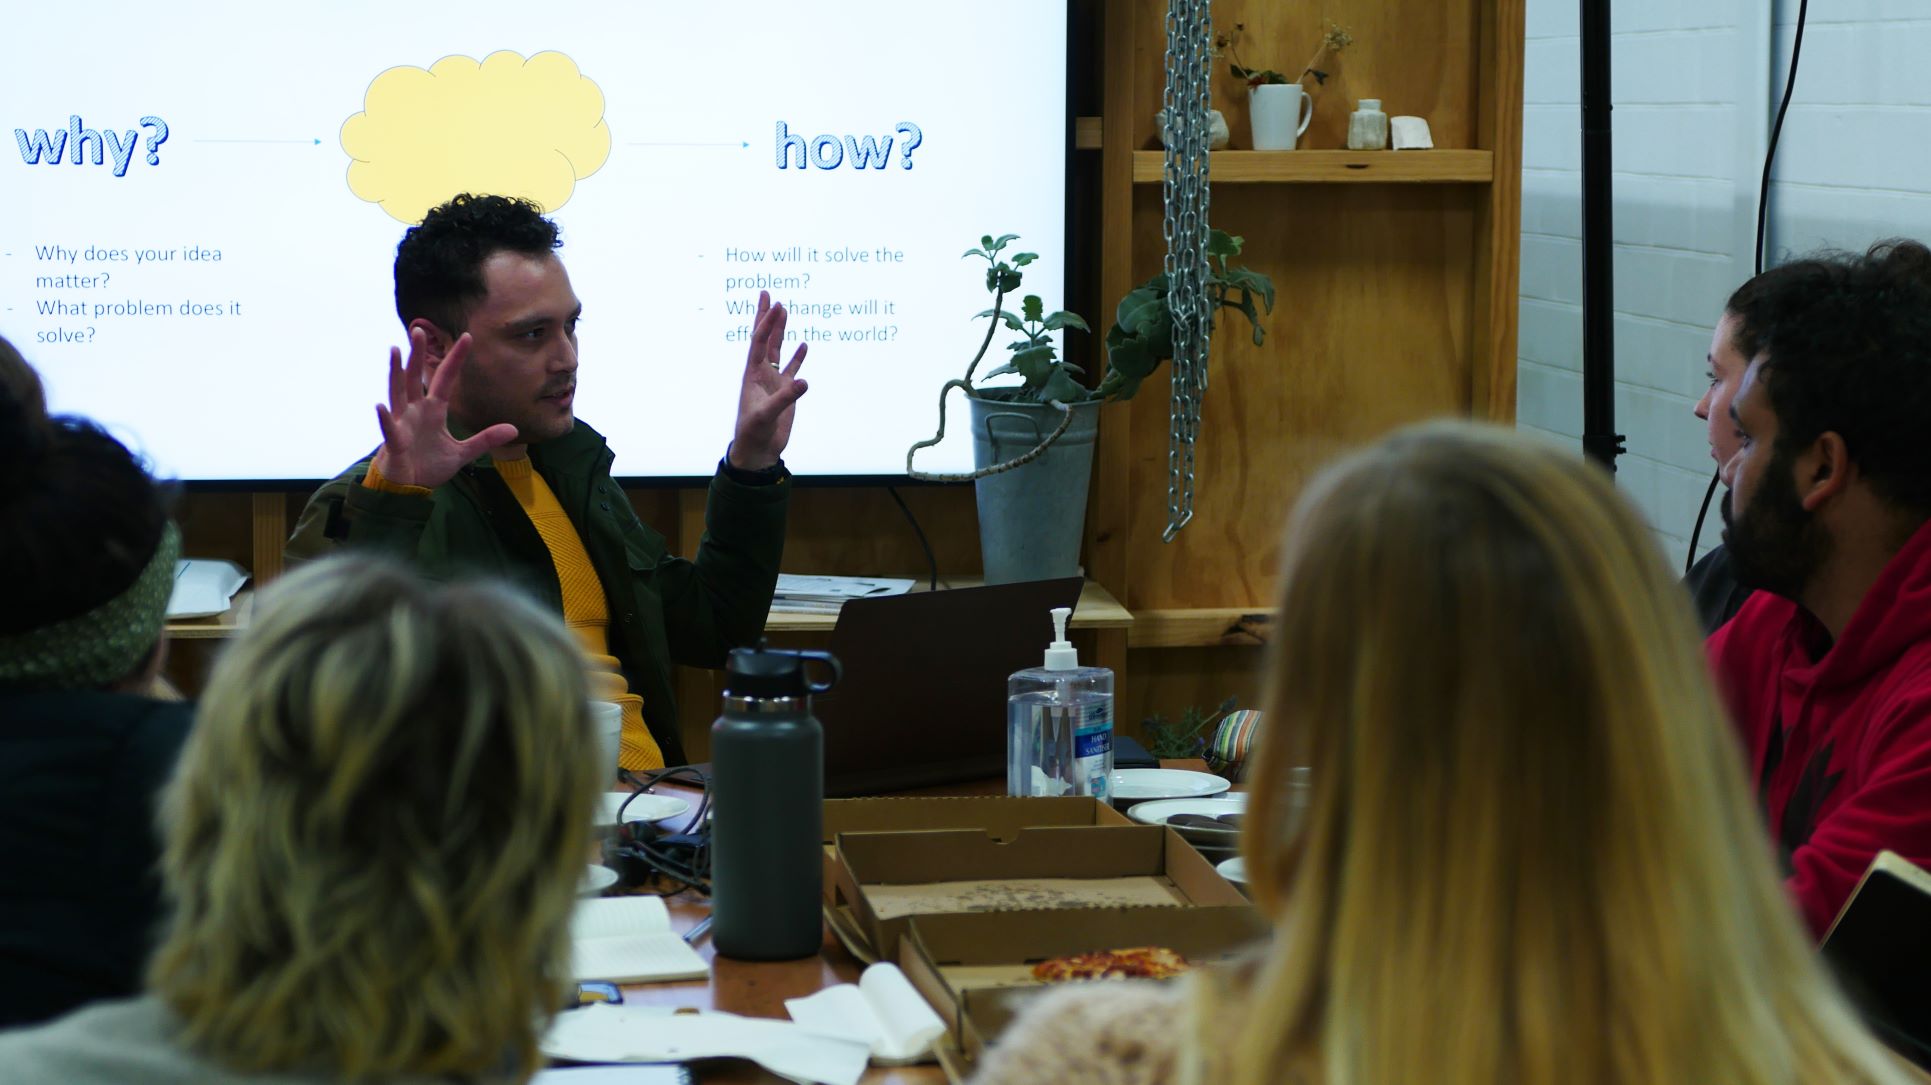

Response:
(771, 574), (918, 614)
(773, 574), (917, 602)
(542, 1004), (871, 1085)
(166, 558), (248, 618)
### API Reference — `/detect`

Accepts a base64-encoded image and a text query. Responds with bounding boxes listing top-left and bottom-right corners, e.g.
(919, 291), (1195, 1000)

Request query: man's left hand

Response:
(729, 290), (809, 470)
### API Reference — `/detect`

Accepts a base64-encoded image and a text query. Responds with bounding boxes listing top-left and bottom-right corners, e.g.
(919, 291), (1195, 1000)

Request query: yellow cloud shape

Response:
(342, 50), (610, 224)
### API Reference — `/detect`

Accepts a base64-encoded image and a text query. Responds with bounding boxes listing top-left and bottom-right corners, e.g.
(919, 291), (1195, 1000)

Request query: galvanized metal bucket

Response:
(968, 395), (1101, 584)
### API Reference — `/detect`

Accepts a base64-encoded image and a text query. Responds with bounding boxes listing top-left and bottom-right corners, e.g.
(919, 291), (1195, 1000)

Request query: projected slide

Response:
(3, 1), (1066, 480)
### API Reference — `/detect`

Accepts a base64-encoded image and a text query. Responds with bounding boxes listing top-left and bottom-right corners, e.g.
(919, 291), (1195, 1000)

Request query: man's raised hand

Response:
(371, 328), (519, 489)
(728, 290), (809, 471)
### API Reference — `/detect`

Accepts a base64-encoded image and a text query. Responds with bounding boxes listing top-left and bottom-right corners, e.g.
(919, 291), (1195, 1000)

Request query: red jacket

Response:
(1707, 518), (1931, 938)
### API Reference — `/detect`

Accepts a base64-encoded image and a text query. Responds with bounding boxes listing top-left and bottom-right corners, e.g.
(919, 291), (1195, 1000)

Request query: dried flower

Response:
(1298, 19), (1354, 95)
(1216, 22), (1291, 87)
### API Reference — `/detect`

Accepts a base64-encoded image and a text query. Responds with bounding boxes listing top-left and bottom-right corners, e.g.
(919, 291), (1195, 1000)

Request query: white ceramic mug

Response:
(589, 701), (623, 779)
(1250, 83), (1314, 150)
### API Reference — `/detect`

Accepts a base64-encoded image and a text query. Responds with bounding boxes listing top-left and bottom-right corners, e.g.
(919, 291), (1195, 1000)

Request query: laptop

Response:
(813, 577), (1085, 796)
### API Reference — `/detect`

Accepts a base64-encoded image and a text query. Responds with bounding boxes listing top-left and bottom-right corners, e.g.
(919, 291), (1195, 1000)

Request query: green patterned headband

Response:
(0, 521), (181, 690)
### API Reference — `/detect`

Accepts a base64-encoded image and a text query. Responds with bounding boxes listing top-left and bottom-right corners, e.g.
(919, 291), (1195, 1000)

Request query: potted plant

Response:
(905, 234), (1095, 584)
(907, 230), (1274, 584)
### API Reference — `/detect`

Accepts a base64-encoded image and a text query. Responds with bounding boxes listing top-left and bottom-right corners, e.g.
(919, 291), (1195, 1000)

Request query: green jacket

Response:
(284, 422), (788, 765)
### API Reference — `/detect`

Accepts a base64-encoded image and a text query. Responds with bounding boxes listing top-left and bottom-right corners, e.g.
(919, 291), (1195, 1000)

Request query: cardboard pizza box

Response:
(817, 796), (1133, 908)
(830, 824), (1248, 962)
(898, 904), (1267, 1070)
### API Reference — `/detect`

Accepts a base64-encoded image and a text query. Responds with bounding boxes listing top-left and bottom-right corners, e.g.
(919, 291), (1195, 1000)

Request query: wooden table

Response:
(601, 761), (1220, 1083)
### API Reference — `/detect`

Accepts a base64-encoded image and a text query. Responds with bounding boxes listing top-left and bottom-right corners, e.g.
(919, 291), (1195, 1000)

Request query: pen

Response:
(683, 914), (714, 945)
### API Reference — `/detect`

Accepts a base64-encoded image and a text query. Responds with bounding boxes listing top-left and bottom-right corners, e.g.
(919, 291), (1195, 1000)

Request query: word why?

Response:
(13, 115), (170, 178)
(775, 121), (922, 171)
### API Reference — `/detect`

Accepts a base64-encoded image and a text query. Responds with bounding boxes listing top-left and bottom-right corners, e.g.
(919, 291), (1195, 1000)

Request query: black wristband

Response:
(719, 456), (789, 486)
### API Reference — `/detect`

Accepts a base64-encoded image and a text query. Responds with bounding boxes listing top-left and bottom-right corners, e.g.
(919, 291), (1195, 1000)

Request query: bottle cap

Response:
(723, 645), (842, 698)
(1043, 606), (1078, 671)
(1359, 98), (1382, 111)
(724, 646), (808, 697)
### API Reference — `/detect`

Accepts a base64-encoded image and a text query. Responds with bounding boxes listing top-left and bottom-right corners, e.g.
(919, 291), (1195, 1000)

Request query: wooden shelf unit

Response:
(165, 579), (1131, 640)
(767, 578), (1131, 634)
(1127, 607), (1277, 649)
(1084, 0), (1524, 664)
(164, 590), (255, 640)
(1130, 148), (1494, 184)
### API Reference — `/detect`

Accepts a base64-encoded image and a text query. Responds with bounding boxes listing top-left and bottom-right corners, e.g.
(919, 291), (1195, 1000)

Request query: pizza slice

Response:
(1030, 946), (1192, 982)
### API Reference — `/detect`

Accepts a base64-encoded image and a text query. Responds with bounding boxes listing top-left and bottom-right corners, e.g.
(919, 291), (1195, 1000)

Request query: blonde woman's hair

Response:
(1201, 420), (1907, 1085)
(148, 556), (600, 1082)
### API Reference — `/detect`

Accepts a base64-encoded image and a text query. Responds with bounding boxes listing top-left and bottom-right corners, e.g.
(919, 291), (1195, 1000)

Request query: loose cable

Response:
(1686, 0), (1808, 575)
(887, 485), (940, 591)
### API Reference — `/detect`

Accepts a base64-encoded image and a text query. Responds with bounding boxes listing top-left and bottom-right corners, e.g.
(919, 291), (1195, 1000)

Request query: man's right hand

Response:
(371, 328), (519, 490)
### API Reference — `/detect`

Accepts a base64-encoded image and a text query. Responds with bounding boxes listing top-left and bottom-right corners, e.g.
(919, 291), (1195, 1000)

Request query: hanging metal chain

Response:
(1161, 0), (1213, 542)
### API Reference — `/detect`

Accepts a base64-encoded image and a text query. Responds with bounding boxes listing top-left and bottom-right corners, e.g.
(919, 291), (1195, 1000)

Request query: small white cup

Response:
(1250, 83), (1314, 150)
(588, 701), (623, 780)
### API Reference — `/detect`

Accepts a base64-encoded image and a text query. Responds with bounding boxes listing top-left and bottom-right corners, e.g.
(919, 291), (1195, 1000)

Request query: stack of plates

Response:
(1124, 793), (1246, 846)
(1117, 775), (1245, 872)
(1127, 792), (1245, 865)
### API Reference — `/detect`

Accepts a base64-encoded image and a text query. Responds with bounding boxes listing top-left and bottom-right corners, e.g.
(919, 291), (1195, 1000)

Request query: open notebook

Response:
(784, 962), (947, 1065)
(571, 897), (710, 984)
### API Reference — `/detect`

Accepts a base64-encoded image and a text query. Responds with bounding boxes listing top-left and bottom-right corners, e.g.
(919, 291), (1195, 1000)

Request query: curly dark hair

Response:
(393, 194), (561, 334)
(0, 335), (173, 638)
(1725, 238), (1931, 515)
(1723, 261), (1806, 363)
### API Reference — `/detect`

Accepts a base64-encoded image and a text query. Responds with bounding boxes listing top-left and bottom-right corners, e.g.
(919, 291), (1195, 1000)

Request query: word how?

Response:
(774, 121), (922, 170)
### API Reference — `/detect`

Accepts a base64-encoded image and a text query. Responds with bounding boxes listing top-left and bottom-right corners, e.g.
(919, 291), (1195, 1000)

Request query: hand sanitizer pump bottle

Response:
(1006, 607), (1115, 799)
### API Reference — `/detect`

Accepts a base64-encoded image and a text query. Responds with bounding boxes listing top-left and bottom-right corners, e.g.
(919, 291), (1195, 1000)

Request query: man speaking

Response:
(289, 194), (807, 769)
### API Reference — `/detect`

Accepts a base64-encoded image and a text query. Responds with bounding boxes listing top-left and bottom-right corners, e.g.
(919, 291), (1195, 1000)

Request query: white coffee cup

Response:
(1250, 83), (1314, 150)
(588, 701), (623, 779)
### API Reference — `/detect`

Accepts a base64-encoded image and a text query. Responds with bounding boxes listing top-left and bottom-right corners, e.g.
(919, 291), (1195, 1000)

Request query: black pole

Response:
(1579, 0), (1625, 469)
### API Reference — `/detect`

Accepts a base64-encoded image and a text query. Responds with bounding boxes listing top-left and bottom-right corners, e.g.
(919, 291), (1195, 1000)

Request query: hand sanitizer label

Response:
(1007, 689), (1114, 800)
(1072, 702), (1113, 800)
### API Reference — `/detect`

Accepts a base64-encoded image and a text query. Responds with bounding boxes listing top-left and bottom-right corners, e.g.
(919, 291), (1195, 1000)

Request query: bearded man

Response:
(1707, 239), (1931, 937)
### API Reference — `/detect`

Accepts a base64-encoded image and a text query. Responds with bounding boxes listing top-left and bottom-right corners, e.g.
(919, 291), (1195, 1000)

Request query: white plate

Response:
(1110, 768), (1231, 801)
(1215, 856), (1247, 884)
(596, 791), (691, 827)
(579, 863), (619, 896)
(1125, 794), (1247, 838)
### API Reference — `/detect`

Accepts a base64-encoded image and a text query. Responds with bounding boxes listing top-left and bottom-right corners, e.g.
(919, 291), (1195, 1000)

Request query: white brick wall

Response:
(1767, 3), (1931, 257)
(1515, 0), (1748, 566)
(1515, 0), (1931, 566)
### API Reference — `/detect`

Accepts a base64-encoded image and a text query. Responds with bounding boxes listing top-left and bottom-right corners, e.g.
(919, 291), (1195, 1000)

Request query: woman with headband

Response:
(0, 334), (191, 1026)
